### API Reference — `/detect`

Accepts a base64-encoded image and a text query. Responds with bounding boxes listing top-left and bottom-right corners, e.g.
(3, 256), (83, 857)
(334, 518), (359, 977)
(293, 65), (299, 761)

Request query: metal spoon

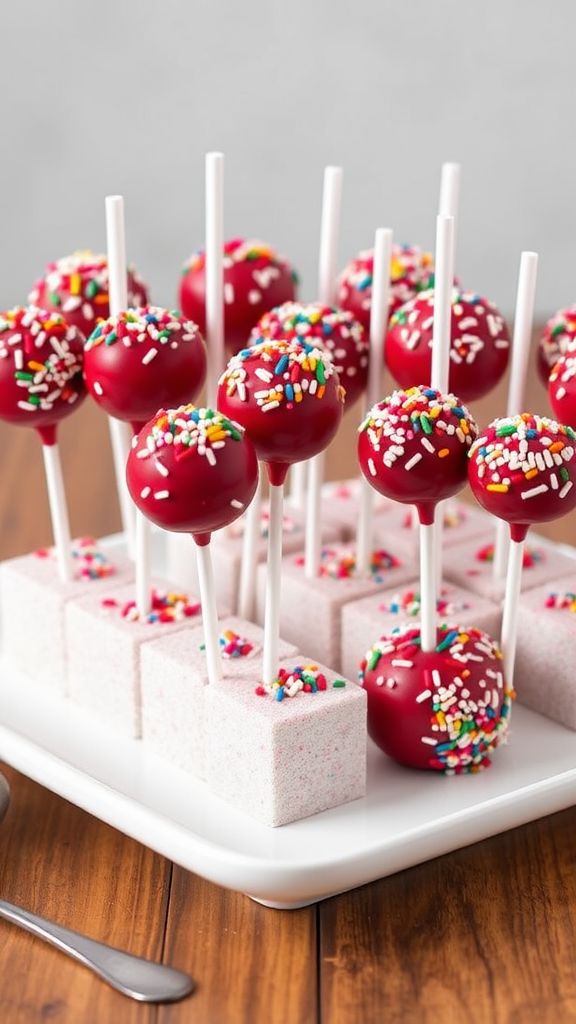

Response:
(0, 774), (194, 1002)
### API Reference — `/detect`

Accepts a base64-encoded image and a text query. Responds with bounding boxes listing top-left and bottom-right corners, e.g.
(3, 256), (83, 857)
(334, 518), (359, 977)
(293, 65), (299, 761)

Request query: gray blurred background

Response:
(0, 0), (574, 318)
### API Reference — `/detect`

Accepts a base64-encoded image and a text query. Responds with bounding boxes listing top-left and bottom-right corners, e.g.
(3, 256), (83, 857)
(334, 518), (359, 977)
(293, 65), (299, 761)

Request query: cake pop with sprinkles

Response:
(467, 414), (576, 542)
(385, 288), (510, 402)
(126, 405), (259, 541)
(358, 386), (479, 524)
(0, 305), (85, 443)
(548, 353), (576, 429)
(217, 337), (345, 485)
(537, 306), (576, 385)
(249, 301), (369, 408)
(83, 306), (207, 432)
(360, 624), (513, 773)
(179, 239), (298, 355)
(337, 243), (434, 332)
(29, 251), (149, 340)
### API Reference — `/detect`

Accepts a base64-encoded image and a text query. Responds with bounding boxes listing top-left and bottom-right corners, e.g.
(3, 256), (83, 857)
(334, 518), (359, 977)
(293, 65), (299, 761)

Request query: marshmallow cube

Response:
(443, 535), (576, 603)
(340, 581), (502, 682)
(204, 659), (367, 826)
(66, 580), (225, 738)
(375, 499), (492, 559)
(320, 477), (393, 539)
(514, 579), (576, 729)
(140, 616), (298, 776)
(0, 550), (132, 695)
(255, 544), (417, 671)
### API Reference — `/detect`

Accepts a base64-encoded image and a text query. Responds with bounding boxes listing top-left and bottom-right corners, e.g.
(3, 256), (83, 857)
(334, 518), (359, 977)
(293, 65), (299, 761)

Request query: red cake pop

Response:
(0, 305), (85, 444)
(248, 302), (368, 408)
(337, 243), (434, 333)
(548, 353), (576, 428)
(29, 251), (149, 340)
(537, 306), (576, 385)
(83, 306), (207, 431)
(179, 239), (298, 355)
(217, 338), (345, 484)
(467, 414), (576, 542)
(385, 288), (510, 402)
(360, 624), (513, 773)
(126, 405), (258, 544)
(358, 386), (479, 524)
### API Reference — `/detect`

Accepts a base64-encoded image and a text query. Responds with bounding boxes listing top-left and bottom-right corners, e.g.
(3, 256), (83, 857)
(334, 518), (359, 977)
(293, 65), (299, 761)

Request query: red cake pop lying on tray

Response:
(249, 301), (368, 408)
(360, 624), (513, 773)
(218, 337), (345, 684)
(127, 405), (259, 684)
(179, 239), (298, 355)
(548, 353), (576, 428)
(0, 306), (86, 580)
(337, 243), (434, 332)
(537, 306), (576, 386)
(29, 251), (149, 341)
(385, 288), (510, 401)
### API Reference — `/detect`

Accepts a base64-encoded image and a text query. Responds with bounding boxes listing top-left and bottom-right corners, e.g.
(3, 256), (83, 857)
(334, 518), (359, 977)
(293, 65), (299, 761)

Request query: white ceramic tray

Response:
(0, 532), (575, 908)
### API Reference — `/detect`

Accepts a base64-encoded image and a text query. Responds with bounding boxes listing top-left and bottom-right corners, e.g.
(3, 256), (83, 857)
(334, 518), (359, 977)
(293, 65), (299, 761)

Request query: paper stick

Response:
(357, 228), (393, 575)
(263, 481), (284, 686)
(419, 520), (437, 652)
(195, 540), (223, 685)
(205, 152), (225, 408)
(500, 537), (524, 686)
(238, 469), (262, 620)
(492, 251), (539, 580)
(289, 461), (307, 510)
(42, 444), (73, 583)
(439, 163), (461, 224)
(305, 166), (343, 578)
(105, 195), (136, 556)
(135, 509), (151, 619)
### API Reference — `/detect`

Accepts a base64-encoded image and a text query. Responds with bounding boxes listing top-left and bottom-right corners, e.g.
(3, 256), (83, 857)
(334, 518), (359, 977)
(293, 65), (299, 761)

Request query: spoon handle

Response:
(0, 899), (194, 1003)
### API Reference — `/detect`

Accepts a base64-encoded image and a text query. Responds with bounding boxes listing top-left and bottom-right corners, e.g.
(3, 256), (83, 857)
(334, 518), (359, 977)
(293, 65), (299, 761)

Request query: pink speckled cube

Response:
(377, 498), (492, 560)
(255, 543), (417, 671)
(0, 544), (132, 695)
(320, 477), (393, 539)
(66, 580), (226, 738)
(140, 616), (298, 776)
(443, 536), (576, 603)
(514, 579), (576, 729)
(204, 658), (367, 826)
(340, 581), (502, 682)
(165, 504), (341, 611)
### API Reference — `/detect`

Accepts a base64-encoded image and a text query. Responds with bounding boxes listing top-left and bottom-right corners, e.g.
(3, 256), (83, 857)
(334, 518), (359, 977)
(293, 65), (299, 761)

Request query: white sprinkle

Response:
(559, 480), (573, 499)
(391, 659), (414, 668)
(421, 736), (438, 746)
(255, 368), (273, 383)
(140, 486), (151, 499)
(248, 289), (262, 304)
(154, 460), (169, 477)
(142, 348), (158, 365)
(154, 490), (170, 500)
(550, 474), (559, 490)
(368, 457), (376, 477)
(224, 283), (235, 304)
(556, 386), (567, 400)
(230, 499), (244, 509)
(431, 669), (442, 688)
(421, 437), (435, 454)
(206, 448), (216, 467)
(262, 400), (280, 412)
(13, 349), (23, 370)
(137, 448), (150, 459)
(404, 453), (423, 471)
(416, 688), (432, 703)
(94, 381), (104, 396)
(521, 484), (549, 500)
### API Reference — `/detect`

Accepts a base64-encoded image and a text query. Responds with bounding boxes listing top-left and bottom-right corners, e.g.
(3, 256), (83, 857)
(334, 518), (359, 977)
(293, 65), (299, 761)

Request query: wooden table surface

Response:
(1, 359), (575, 1024)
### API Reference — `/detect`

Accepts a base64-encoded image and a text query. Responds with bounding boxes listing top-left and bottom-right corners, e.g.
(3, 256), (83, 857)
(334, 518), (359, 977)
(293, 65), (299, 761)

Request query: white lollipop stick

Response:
(238, 469), (262, 620)
(420, 214), (454, 652)
(439, 163), (461, 225)
(305, 166), (343, 579)
(135, 509), (152, 619)
(42, 444), (74, 583)
(205, 152), (224, 408)
(195, 540), (223, 685)
(105, 195), (136, 557)
(263, 481), (284, 686)
(289, 461), (307, 510)
(492, 252), (538, 580)
(357, 228), (393, 575)
(500, 536), (525, 686)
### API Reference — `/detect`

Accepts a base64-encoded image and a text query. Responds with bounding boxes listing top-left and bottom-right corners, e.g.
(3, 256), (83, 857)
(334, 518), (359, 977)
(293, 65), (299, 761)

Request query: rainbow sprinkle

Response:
(379, 589), (471, 618)
(85, 306), (200, 353)
(545, 591), (576, 612)
(338, 243), (433, 315)
(29, 251), (147, 327)
(255, 663), (346, 700)
(220, 337), (344, 413)
(135, 406), (244, 476)
(295, 546), (400, 580)
(388, 288), (509, 364)
(0, 306), (83, 413)
(102, 589), (201, 624)
(540, 306), (576, 371)
(475, 542), (543, 569)
(183, 238), (297, 285)
(35, 537), (117, 580)
(249, 302), (367, 379)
